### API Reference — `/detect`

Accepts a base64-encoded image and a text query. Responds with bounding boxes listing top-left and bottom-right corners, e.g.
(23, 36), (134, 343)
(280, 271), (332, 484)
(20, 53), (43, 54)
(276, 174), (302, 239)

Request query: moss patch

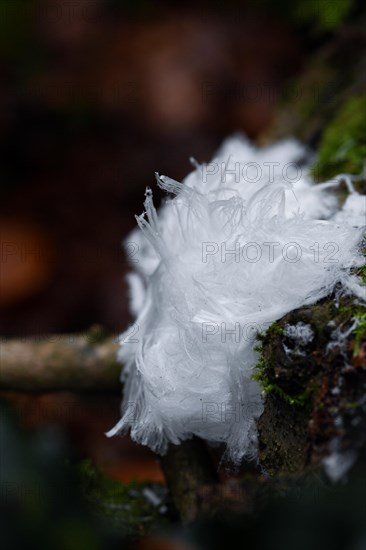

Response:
(253, 318), (321, 408)
(311, 95), (366, 180)
(77, 460), (168, 540)
(292, 0), (354, 31)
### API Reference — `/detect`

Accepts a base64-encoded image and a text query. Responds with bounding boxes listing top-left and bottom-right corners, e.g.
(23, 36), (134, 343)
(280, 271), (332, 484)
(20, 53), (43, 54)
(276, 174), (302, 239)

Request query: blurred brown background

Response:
(0, 0), (304, 336)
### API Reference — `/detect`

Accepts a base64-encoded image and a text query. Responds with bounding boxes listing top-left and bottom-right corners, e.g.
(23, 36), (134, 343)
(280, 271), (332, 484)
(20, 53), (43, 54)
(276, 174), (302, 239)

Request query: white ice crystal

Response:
(107, 135), (366, 465)
(284, 322), (315, 346)
(283, 322), (315, 357)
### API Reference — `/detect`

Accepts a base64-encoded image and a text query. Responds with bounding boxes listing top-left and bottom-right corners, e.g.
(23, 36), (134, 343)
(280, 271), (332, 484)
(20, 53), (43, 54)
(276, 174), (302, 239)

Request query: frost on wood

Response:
(107, 135), (365, 465)
(283, 322), (315, 356)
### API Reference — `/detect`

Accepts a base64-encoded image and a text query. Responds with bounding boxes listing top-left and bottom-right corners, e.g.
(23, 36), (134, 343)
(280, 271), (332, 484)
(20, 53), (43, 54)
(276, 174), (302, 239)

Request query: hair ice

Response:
(107, 135), (365, 465)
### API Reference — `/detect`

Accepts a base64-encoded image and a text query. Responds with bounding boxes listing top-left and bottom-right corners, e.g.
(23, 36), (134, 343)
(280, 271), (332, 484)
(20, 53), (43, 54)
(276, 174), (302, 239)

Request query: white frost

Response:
(107, 135), (365, 465)
(284, 322), (315, 346)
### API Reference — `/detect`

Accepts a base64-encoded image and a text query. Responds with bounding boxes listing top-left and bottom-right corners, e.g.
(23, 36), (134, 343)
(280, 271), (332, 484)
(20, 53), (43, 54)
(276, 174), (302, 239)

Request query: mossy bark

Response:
(257, 296), (366, 477)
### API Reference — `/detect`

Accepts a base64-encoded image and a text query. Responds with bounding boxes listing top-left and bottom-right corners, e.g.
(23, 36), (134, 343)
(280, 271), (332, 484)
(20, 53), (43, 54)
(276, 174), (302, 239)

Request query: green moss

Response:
(253, 321), (313, 407)
(353, 313), (366, 357)
(327, 299), (366, 357)
(253, 361), (316, 407)
(256, 322), (284, 343)
(357, 265), (366, 284)
(351, 241), (366, 284)
(338, 302), (366, 318)
(310, 95), (366, 180)
(77, 460), (167, 539)
(259, 381), (311, 407)
(253, 323), (280, 392)
(292, 0), (353, 31)
(254, 0), (355, 33)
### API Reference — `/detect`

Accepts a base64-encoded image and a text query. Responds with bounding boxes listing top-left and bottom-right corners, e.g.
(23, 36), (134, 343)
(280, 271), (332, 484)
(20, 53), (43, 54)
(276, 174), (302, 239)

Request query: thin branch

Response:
(0, 328), (121, 392)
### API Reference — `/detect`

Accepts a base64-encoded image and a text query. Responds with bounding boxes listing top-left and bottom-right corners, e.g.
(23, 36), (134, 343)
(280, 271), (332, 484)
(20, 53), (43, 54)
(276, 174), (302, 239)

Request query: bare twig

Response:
(0, 328), (121, 392)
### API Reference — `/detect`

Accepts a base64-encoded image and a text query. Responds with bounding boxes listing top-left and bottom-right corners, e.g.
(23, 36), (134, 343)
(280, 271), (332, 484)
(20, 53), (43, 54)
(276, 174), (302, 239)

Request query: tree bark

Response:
(160, 437), (219, 522)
